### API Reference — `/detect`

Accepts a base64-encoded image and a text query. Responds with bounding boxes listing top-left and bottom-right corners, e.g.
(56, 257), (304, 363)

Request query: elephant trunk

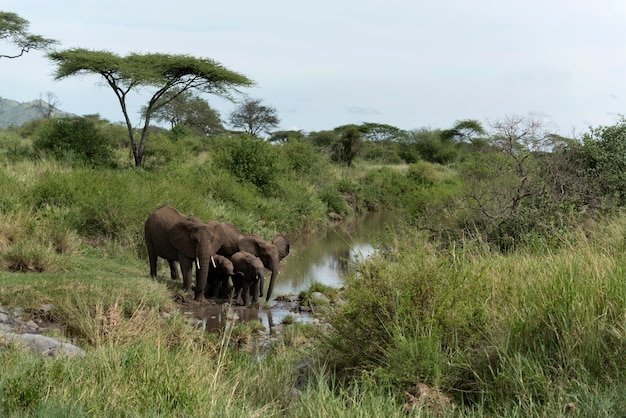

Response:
(265, 267), (277, 302)
(195, 252), (213, 301)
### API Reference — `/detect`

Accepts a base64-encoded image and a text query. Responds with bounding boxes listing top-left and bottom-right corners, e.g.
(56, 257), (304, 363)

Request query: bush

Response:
(212, 134), (284, 194)
(279, 139), (331, 183)
(32, 117), (116, 168)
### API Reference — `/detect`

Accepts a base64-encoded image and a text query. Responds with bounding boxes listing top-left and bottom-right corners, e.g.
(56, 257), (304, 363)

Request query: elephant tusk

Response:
(211, 256), (216, 268)
(196, 258), (200, 270)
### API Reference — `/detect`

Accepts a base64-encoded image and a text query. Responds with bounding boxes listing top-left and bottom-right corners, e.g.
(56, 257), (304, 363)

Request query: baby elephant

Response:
(206, 255), (235, 299)
(230, 251), (266, 307)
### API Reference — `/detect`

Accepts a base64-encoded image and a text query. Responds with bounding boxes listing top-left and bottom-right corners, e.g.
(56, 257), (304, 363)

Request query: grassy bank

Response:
(2, 215), (626, 416)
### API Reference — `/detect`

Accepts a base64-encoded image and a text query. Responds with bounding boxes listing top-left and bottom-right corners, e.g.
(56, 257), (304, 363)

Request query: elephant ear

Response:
(169, 219), (199, 259)
(272, 234), (290, 260)
(239, 236), (262, 256)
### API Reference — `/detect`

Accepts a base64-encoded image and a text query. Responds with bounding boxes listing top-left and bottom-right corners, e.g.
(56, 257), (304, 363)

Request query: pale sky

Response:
(1, 0), (626, 136)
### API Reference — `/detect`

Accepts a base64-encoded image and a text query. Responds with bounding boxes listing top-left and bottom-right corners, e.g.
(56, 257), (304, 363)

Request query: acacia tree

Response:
(150, 89), (224, 135)
(47, 49), (254, 167)
(229, 98), (279, 136)
(0, 11), (57, 59)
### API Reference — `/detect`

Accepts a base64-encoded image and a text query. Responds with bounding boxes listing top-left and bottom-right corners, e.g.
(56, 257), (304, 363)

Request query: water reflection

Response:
(272, 211), (395, 296)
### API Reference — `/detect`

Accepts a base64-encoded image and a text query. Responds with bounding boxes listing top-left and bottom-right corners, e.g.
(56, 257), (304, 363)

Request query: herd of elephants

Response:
(144, 205), (291, 307)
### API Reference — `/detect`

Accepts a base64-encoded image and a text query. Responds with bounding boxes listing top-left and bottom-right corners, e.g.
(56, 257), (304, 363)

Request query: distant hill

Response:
(0, 97), (74, 128)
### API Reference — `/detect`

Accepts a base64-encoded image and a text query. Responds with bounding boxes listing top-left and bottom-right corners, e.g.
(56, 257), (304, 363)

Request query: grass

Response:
(2, 136), (626, 415)
(4, 215), (626, 416)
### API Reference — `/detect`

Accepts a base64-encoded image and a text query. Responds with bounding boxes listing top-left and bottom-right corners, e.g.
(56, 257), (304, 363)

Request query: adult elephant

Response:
(144, 205), (203, 280)
(216, 222), (290, 302)
(144, 206), (224, 301)
(230, 251), (266, 306)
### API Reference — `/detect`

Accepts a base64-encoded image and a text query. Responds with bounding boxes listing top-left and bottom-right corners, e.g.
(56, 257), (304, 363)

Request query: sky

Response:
(1, 0), (626, 136)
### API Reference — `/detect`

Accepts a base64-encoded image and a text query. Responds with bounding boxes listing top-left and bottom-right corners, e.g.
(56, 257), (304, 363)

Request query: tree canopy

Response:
(0, 11), (57, 59)
(47, 48), (254, 167)
(229, 98), (280, 137)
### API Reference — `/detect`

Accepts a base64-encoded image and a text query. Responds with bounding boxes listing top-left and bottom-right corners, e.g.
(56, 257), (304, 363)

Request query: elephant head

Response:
(168, 219), (224, 301)
(230, 251), (265, 306)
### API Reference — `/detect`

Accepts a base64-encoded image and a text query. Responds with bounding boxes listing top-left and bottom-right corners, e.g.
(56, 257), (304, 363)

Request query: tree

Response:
(149, 89), (224, 135)
(30, 92), (60, 119)
(0, 11), (57, 59)
(229, 98), (279, 136)
(360, 122), (406, 142)
(268, 130), (306, 144)
(331, 125), (362, 166)
(440, 119), (485, 143)
(47, 49), (254, 168)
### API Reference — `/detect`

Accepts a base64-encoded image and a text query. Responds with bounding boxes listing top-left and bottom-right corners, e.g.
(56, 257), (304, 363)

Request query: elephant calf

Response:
(206, 255), (235, 299)
(230, 251), (265, 307)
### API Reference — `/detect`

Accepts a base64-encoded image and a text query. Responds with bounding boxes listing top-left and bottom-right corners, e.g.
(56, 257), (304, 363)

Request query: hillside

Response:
(0, 97), (74, 127)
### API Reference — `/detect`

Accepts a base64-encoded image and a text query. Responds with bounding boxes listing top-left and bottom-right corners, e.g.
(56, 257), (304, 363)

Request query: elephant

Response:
(144, 205), (203, 280)
(230, 251), (266, 306)
(215, 222), (290, 302)
(144, 205), (225, 301)
(205, 254), (235, 299)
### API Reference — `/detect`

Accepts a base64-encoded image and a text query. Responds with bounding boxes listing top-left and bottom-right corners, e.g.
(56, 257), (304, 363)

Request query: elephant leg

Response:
(251, 280), (260, 304)
(147, 247), (158, 278)
(194, 267), (208, 303)
(179, 257), (194, 296)
(168, 260), (180, 280)
(241, 281), (252, 307)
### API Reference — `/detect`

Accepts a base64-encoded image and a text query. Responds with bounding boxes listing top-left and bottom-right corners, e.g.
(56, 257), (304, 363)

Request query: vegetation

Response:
(47, 49), (254, 168)
(228, 98), (280, 136)
(0, 11), (57, 59)
(2, 9), (626, 415)
(2, 111), (626, 416)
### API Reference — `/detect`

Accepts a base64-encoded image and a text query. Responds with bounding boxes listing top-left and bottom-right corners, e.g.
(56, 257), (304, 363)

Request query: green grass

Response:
(3, 133), (626, 416)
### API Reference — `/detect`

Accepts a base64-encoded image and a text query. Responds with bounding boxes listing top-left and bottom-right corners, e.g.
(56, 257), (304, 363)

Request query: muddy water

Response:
(273, 211), (396, 295)
(188, 212), (397, 332)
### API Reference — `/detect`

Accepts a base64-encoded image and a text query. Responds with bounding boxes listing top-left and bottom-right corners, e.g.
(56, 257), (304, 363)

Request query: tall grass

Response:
(322, 216), (626, 415)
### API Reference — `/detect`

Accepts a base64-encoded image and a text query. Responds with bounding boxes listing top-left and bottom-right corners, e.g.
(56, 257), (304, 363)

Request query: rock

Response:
(0, 303), (85, 359)
(310, 292), (330, 303)
(2, 332), (85, 358)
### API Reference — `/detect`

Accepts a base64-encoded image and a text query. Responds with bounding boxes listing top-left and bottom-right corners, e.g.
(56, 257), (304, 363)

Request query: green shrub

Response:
(32, 117), (116, 168)
(212, 134), (284, 194)
(319, 186), (349, 215)
(280, 139), (331, 183)
(0, 130), (32, 162)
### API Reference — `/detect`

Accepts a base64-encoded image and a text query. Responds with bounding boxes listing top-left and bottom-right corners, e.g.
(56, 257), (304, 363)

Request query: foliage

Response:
(149, 89), (225, 135)
(402, 128), (458, 164)
(440, 119), (485, 143)
(330, 125), (362, 166)
(268, 130), (306, 144)
(32, 117), (116, 168)
(279, 139), (331, 183)
(578, 116), (626, 205)
(323, 220), (626, 414)
(47, 48), (254, 167)
(211, 134), (284, 194)
(228, 98), (280, 137)
(0, 11), (57, 59)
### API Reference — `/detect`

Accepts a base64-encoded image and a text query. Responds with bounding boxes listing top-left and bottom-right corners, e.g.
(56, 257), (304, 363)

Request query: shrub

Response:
(32, 117), (116, 168)
(212, 134), (284, 194)
(279, 139), (331, 183)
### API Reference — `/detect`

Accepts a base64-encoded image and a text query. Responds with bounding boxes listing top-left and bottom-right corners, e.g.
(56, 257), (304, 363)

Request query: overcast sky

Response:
(1, 1), (625, 136)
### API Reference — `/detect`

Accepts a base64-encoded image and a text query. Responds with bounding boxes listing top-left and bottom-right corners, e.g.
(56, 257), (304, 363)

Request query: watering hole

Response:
(184, 212), (397, 332)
